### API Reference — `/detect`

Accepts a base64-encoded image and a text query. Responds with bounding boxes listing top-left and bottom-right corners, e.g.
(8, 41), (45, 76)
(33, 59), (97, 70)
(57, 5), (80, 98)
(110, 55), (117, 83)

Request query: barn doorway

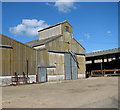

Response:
(64, 51), (78, 80)
(38, 68), (47, 82)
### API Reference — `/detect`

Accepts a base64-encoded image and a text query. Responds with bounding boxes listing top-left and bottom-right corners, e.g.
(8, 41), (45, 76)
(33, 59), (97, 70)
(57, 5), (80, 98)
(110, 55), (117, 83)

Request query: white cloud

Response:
(107, 30), (112, 36)
(92, 50), (102, 52)
(79, 39), (84, 42)
(84, 33), (90, 39)
(9, 19), (49, 37)
(46, 0), (77, 13)
(45, 2), (53, 6)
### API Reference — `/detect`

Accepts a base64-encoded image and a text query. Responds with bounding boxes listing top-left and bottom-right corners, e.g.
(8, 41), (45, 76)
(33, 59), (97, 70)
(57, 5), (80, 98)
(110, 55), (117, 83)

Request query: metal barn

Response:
(26, 20), (86, 82)
(0, 20), (86, 85)
(0, 34), (37, 85)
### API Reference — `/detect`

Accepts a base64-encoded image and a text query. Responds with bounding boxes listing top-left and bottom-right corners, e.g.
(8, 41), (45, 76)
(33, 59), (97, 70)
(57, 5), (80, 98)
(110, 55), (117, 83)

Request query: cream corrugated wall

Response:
(47, 52), (64, 75)
(77, 55), (86, 74)
(1, 35), (36, 76)
(39, 25), (62, 40)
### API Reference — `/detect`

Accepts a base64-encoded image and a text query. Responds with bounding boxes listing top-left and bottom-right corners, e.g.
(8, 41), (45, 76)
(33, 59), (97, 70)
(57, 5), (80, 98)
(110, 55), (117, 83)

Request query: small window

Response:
(65, 26), (69, 32)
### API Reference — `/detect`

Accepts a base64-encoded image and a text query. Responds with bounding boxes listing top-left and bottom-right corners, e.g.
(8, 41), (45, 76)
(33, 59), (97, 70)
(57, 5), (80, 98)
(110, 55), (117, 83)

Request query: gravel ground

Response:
(2, 77), (118, 108)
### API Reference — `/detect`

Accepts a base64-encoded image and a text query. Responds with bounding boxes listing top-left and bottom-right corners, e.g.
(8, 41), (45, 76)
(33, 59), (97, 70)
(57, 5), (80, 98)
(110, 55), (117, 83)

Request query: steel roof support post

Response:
(102, 57), (104, 76)
(92, 59), (94, 64)
(91, 59), (94, 76)
(115, 53), (119, 60)
(101, 63), (103, 76)
(107, 55), (109, 63)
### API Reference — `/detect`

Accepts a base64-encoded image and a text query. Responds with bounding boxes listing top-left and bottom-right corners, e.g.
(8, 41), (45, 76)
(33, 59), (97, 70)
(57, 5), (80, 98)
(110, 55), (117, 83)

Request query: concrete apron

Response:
(0, 74), (86, 86)
(48, 74), (86, 81)
(48, 75), (64, 81)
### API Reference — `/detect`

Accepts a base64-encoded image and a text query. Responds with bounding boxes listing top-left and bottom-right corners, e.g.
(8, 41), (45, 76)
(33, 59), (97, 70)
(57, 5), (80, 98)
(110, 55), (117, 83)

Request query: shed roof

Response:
(86, 48), (120, 58)
(0, 33), (36, 50)
(25, 34), (62, 47)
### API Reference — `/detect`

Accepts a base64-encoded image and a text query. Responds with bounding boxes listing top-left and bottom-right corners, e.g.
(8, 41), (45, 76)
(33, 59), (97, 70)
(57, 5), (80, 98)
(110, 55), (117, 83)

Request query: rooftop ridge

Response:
(38, 20), (68, 32)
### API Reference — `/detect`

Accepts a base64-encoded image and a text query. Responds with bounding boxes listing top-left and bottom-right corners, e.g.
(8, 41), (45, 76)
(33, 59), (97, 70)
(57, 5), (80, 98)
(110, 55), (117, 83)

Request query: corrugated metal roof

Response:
(86, 48), (120, 57)
(48, 50), (85, 56)
(0, 34), (36, 50)
(25, 34), (62, 47)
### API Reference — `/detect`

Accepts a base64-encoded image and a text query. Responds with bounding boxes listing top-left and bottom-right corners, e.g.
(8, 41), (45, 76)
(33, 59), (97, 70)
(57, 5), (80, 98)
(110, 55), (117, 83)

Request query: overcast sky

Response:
(2, 2), (118, 53)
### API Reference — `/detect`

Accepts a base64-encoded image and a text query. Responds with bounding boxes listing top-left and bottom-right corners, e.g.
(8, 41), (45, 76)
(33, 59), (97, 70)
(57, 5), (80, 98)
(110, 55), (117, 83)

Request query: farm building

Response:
(0, 20), (86, 85)
(26, 20), (86, 82)
(0, 34), (37, 85)
(86, 48), (120, 77)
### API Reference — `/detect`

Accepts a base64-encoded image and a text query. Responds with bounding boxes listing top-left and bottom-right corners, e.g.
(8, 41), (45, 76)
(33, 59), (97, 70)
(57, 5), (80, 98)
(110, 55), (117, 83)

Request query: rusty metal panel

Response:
(10, 41), (14, 75)
(47, 68), (56, 75)
(37, 50), (49, 66)
(38, 68), (47, 82)
(64, 53), (71, 80)
(77, 55), (86, 74)
(2, 49), (5, 76)
(1, 49), (4, 76)
(45, 36), (64, 51)
(65, 32), (71, 51)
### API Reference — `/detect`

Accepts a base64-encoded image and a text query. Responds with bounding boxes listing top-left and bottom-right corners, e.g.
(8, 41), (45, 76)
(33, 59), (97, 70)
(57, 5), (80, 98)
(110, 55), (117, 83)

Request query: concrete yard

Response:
(2, 77), (118, 108)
